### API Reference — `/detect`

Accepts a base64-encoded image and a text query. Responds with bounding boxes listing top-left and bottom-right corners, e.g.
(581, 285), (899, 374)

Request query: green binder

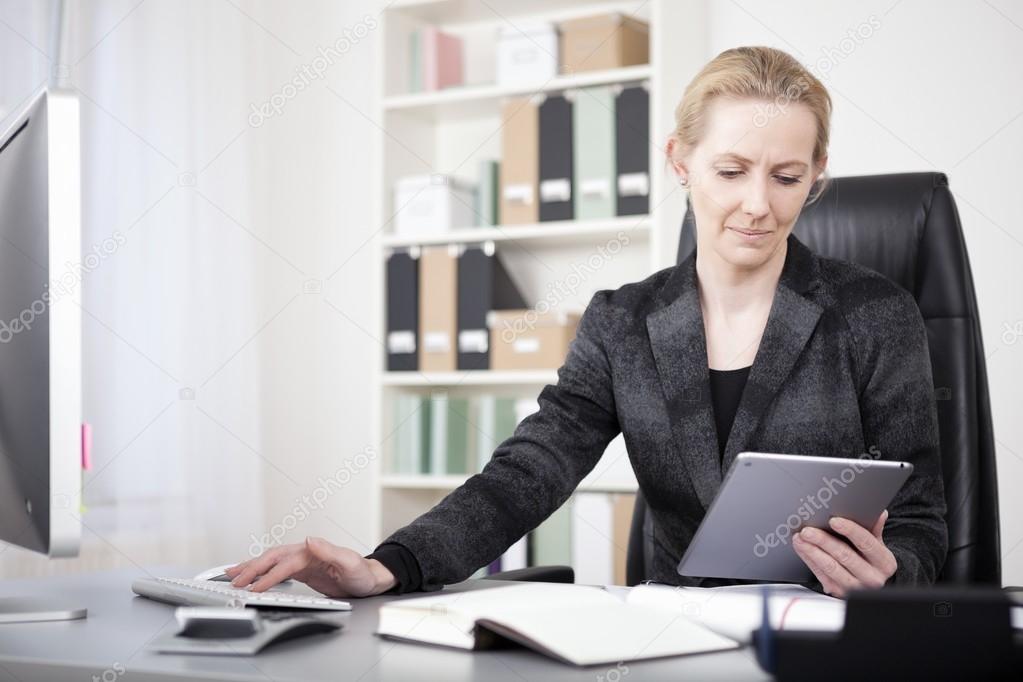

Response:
(475, 160), (499, 227)
(408, 30), (422, 93)
(530, 497), (574, 566)
(475, 395), (518, 472)
(573, 86), (617, 219)
(392, 394), (417, 474)
(445, 396), (471, 475)
(418, 395), (432, 474)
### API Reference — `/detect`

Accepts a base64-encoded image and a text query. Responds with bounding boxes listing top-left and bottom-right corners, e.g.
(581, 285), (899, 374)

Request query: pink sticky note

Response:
(81, 422), (93, 470)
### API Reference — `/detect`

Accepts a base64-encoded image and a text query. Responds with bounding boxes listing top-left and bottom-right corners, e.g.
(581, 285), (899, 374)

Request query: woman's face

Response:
(672, 97), (826, 271)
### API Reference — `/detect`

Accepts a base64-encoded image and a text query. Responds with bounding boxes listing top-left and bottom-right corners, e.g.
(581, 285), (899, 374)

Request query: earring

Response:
(679, 175), (689, 188)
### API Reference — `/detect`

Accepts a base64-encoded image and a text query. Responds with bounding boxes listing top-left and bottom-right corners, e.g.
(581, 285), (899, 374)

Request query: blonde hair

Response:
(669, 46), (833, 205)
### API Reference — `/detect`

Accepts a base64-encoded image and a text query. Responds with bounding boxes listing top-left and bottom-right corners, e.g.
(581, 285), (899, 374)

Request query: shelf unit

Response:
(369, 0), (708, 552)
(381, 474), (640, 494)
(380, 369), (558, 387)
(383, 64), (653, 119)
(381, 215), (651, 248)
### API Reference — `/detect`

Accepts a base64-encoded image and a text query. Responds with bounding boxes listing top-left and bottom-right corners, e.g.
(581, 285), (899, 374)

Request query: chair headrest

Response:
(678, 172), (974, 318)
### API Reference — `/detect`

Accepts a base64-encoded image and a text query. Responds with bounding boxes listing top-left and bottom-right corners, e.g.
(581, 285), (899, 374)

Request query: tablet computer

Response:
(676, 452), (913, 582)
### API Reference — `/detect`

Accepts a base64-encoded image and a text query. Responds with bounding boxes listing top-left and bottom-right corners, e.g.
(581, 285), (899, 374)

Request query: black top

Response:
(708, 365), (752, 460)
(366, 543), (423, 593)
(370, 365), (753, 594)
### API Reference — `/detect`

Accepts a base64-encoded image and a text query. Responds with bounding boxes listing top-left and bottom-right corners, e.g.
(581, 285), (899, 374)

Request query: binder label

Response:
(388, 330), (416, 354)
(540, 178), (571, 203)
(579, 178), (611, 199)
(458, 329), (489, 353)
(503, 183), (534, 205)
(423, 332), (451, 353)
(512, 337), (541, 354)
(618, 172), (649, 197)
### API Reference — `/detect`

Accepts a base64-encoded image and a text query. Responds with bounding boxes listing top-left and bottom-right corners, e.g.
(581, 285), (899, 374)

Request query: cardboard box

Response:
(559, 14), (649, 74)
(419, 245), (459, 372)
(499, 97), (540, 225)
(488, 309), (581, 370)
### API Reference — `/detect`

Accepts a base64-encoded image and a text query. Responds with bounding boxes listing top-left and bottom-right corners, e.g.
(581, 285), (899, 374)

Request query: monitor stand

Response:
(0, 597), (87, 623)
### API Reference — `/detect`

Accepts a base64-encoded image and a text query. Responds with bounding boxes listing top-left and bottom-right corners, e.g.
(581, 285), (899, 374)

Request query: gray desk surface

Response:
(0, 567), (770, 682)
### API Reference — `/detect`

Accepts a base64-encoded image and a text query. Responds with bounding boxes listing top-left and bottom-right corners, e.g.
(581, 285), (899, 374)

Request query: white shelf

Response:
(384, 65), (652, 120)
(387, 0), (645, 26)
(382, 474), (638, 494)
(382, 370), (559, 387)
(382, 215), (650, 249)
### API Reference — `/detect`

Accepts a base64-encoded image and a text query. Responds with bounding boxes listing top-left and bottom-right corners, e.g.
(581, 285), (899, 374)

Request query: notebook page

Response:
(626, 583), (845, 643)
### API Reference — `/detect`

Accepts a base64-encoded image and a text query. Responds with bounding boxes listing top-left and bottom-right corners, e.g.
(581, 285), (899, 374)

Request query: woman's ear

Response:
(665, 137), (689, 181)
(815, 155), (828, 182)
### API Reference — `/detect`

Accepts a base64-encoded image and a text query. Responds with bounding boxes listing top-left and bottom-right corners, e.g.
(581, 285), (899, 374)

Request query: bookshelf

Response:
(383, 64), (654, 119)
(370, 0), (708, 580)
(381, 474), (641, 494)
(380, 369), (558, 387)
(381, 215), (650, 249)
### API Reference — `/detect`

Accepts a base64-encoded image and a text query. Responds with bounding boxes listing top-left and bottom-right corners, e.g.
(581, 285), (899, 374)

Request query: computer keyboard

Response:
(131, 577), (352, 611)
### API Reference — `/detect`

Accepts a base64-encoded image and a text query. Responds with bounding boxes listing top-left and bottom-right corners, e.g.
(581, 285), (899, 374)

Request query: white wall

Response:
(707, 0), (1023, 585)
(0, 0), (381, 576)
(1, 0), (1019, 586)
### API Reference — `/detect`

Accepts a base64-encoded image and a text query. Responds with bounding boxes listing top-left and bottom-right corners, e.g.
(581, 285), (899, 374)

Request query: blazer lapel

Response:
(646, 234), (824, 511)
(721, 236), (824, 474)
(646, 252), (721, 511)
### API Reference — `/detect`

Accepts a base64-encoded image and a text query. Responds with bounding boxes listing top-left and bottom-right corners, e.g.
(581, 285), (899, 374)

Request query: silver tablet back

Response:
(676, 452), (913, 582)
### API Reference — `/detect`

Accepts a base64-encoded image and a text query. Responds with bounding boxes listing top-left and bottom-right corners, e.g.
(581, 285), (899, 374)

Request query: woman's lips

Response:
(727, 226), (771, 242)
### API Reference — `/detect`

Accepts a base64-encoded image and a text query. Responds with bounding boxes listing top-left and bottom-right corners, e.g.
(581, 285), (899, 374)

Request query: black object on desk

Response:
(753, 587), (1022, 681)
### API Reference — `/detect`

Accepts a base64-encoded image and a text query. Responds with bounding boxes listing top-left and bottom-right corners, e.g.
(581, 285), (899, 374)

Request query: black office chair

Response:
(490, 172), (1002, 587)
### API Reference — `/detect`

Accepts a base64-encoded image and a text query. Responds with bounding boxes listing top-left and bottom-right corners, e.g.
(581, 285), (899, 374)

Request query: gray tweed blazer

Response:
(384, 234), (948, 592)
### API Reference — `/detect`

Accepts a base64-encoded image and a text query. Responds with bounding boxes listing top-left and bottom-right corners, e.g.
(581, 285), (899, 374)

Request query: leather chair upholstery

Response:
(632, 172), (1000, 586)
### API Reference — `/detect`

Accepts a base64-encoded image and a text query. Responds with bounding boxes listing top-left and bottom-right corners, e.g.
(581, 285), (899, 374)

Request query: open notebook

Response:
(376, 582), (742, 666)
(625, 582), (845, 643)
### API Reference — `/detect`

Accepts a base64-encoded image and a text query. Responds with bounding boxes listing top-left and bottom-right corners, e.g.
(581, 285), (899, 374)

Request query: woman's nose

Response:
(742, 178), (770, 219)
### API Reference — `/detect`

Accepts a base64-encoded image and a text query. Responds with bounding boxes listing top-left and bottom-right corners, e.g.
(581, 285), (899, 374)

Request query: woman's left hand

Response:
(792, 509), (897, 597)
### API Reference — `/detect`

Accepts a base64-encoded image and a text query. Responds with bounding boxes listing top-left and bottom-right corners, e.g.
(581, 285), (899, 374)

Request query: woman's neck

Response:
(695, 238), (787, 318)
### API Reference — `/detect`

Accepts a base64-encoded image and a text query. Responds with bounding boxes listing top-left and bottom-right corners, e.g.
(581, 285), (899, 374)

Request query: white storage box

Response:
(496, 23), (558, 86)
(393, 174), (477, 236)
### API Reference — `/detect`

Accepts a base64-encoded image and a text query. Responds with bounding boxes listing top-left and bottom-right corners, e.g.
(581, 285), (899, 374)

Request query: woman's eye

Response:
(716, 170), (801, 186)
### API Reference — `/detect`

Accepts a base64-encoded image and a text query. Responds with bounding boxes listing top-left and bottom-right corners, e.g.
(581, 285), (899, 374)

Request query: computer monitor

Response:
(0, 88), (85, 623)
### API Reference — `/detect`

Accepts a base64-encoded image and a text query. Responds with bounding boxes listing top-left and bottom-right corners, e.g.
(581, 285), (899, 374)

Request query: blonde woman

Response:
(228, 46), (947, 599)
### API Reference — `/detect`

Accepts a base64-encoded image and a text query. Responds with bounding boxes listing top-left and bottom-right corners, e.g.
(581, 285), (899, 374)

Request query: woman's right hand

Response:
(224, 537), (397, 598)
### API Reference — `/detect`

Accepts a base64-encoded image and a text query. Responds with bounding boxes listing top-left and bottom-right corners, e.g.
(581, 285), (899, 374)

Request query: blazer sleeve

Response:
(847, 285), (949, 586)
(379, 291), (623, 591)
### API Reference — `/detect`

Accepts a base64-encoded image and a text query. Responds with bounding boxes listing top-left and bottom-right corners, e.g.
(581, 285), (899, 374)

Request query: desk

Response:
(0, 568), (770, 681)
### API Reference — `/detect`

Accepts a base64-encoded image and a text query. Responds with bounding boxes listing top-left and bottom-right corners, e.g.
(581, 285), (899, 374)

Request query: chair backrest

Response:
(626, 172), (1000, 586)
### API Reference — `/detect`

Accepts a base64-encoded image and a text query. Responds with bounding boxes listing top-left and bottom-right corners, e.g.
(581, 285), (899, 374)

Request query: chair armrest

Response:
(482, 565), (575, 584)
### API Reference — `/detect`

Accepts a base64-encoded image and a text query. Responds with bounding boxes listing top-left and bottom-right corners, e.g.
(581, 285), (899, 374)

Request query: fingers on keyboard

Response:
(250, 555), (304, 592)
(231, 547), (286, 587)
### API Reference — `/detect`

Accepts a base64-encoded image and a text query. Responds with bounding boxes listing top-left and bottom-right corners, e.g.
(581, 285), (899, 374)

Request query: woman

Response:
(227, 46), (948, 599)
